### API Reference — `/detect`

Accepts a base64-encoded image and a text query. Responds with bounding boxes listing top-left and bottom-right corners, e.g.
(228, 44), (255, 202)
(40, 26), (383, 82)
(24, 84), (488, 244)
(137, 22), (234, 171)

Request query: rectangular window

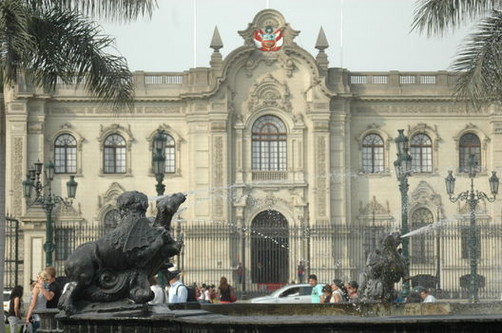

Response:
(165, 146), (176, 173)
(55, 147), (77, 173)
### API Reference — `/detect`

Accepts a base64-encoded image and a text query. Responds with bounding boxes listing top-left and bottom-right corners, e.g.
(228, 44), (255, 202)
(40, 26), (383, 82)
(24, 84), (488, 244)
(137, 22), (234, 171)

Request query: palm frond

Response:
(28, 7), (134, 111)
(0, 0), (35, 85)
(411, 0), (496, 36)
(450, 9), (502, 106)
(23, 0), (157, 22)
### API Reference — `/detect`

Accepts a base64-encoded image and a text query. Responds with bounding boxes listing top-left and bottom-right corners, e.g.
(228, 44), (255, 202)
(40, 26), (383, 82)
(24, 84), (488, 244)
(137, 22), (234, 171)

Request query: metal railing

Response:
(6, 219), (502, 300)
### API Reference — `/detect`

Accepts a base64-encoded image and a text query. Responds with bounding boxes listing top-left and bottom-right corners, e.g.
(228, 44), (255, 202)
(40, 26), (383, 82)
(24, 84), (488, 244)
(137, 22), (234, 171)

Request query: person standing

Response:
(308, 274), (324, 303)
(166, 266), (187, 303)
(320, 284), (332, 304)
(218, 276), (235, 303)
(7, 285), (23, 333)
(26, 272), (48, 333)
(148, 276), (166, 304)
(235, 263), (244, 285)
(419, 288), (438, 303)
(346, 280), (360, 303)
(330, 280), (344, 303)
(297, 261), (306, 284)
(40, 266), (62, 308)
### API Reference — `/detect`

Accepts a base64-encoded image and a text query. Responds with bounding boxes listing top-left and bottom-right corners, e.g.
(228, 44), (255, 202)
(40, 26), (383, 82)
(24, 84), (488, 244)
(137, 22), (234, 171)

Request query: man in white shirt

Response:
(167, 266), (187, 303)
(419, 288), (438, 303)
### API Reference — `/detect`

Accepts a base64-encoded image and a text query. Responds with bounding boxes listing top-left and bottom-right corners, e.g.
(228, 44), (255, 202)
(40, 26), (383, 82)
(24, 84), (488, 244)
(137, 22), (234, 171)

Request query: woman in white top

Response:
(330, 280), (344, 303)
(26, 272), (49, 333)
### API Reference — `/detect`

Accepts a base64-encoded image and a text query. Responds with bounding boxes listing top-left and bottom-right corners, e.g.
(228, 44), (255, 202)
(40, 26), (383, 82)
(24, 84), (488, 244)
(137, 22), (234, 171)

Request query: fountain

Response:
(48, 190), (502, 333)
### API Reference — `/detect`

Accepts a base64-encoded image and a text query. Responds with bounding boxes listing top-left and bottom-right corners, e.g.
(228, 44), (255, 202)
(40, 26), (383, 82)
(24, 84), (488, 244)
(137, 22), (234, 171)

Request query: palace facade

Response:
(4, 9), (502, 297)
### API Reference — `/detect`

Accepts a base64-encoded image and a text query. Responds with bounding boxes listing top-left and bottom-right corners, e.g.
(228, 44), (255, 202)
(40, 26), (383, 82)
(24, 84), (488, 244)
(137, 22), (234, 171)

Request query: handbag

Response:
(229, 287), (237, 302)
(22, 322), (33, 333)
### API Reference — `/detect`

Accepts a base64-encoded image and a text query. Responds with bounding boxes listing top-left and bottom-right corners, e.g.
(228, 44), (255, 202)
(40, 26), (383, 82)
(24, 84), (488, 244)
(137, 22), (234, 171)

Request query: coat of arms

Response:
(253, 25), (283, 51)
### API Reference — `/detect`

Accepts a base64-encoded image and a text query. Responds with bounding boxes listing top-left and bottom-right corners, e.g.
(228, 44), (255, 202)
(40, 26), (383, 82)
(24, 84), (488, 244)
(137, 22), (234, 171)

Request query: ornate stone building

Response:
(5, 9), (502, 296)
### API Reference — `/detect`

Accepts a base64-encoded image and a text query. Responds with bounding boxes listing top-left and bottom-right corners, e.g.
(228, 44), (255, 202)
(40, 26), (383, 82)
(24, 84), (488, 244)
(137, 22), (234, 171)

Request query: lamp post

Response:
(152, 129), (168, 287)
(152, 129), (167, 196)
(393, 129), (412, 298)
(445, 154), (499, 303)
(23, 161), (78, 267)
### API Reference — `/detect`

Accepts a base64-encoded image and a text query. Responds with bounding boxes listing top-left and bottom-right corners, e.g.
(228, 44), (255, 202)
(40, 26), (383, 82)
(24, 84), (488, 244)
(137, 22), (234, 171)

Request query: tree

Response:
(0, 2), (156, 332)
(412, 0), (502, 106)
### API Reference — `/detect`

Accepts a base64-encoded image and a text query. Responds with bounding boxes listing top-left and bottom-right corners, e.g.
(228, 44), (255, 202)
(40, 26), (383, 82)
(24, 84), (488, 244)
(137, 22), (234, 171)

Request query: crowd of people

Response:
(307, 274), (437, 304)
(148, 264), (237, 304)
(308, 274), (360, 304)
(7, 265), (233, 332)
(7, 266), (62, 333)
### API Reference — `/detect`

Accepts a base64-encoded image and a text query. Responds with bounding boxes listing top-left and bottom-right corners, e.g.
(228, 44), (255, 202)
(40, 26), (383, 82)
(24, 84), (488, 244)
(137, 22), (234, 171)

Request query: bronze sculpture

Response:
(360, 232), (408, 302)
(59, 191), (185, 314)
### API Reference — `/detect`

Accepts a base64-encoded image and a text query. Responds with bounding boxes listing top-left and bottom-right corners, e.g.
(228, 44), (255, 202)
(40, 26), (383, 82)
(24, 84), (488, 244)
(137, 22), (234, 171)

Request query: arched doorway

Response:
(251, 210), (289, 284)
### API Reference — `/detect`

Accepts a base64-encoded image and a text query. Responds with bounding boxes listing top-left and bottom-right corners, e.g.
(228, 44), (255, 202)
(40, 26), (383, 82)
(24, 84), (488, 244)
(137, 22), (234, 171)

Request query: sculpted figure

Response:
(360, 232), (408, 302)
(59, 191), (186, 314)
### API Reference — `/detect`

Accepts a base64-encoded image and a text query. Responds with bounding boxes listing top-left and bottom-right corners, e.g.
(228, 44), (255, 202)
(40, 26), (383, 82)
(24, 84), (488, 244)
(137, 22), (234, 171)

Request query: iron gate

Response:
(4, 216), (23, 289)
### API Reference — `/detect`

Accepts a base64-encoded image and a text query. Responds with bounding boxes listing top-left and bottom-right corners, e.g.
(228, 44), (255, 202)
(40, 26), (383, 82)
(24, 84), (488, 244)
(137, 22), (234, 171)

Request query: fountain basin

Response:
(54, 302), (502, 333)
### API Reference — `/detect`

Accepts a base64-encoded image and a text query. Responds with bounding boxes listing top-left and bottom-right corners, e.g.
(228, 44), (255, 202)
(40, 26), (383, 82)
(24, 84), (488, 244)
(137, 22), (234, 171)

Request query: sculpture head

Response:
(117, 191), (149, 218)
(381, 232), (401, 249)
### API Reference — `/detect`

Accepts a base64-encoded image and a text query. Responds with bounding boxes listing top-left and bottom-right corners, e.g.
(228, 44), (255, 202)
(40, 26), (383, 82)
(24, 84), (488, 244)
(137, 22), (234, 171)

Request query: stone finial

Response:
(315, 27), (329, 51)
(315, 27), (329, 71)
(210, 26), (223, 69)
(210, 26), (223, 52)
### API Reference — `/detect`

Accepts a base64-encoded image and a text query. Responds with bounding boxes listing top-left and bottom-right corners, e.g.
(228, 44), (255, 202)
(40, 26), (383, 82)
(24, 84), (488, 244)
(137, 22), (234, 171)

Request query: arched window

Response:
(104, 209), (120, 233)
(411, 208), (434, 265)
(153, 133), (176, 173)
(410, 133), (432, 173)
(103, 134), (126, 174)
(252, 115), (287, 171)
(54, 133), (77, 174)
(362, 134), (384, 173)
(459, 133), (481, 172)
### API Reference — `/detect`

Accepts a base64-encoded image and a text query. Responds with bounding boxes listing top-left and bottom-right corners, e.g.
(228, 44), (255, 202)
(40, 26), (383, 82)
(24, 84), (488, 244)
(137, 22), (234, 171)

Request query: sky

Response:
(100, 0), (475, 73)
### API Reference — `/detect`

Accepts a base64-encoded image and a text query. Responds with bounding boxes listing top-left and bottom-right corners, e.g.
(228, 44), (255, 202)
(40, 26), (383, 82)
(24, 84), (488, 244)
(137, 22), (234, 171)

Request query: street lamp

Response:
(152, 129), (167, 196)
(394, 129), (412, 298)
(23, 161), (78, 266)
(445, 154), (498, 303)
(152, 129), (168, 287)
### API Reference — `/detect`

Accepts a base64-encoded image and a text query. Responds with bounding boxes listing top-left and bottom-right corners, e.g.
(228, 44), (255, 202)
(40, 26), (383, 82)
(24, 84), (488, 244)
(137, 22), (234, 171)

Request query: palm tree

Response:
(411, 0), (502, 106)
(0, 2), (156, 331)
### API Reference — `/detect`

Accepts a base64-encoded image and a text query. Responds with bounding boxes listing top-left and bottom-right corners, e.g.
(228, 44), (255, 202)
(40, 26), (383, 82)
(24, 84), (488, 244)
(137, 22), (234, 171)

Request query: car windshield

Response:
(270, 285), (310, 298)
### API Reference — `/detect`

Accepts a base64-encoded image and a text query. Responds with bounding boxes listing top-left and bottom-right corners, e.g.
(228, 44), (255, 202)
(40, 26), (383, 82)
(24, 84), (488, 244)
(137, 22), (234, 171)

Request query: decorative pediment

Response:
(248, 74), (291, 113)
(359, 196), (390, 215)
(411, 181), (438, 207)
(238, 9), (299, 49)
(99, 182), (126, 209)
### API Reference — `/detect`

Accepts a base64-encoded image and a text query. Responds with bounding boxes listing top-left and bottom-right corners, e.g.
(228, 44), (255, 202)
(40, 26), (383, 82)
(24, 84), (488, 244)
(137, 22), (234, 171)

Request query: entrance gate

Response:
(251, 210), (289, 284)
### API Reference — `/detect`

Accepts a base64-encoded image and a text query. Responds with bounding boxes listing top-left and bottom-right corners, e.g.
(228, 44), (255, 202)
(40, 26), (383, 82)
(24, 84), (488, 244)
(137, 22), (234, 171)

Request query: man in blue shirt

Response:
(308, 274), (324, 303)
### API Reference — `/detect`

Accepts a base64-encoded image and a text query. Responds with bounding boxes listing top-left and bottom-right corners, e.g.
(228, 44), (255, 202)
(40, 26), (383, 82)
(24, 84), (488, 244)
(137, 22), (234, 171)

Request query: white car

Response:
(250, 284), (313, 304)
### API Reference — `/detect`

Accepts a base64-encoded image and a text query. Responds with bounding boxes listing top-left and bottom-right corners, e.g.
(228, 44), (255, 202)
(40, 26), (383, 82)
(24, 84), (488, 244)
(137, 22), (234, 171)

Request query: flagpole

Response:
(193, 0), (197, 68)
(340, 0), (344, 68)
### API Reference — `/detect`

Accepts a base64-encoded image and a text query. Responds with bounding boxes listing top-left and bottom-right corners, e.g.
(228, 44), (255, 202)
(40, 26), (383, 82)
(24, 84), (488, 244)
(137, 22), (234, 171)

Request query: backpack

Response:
(176, 284), (197, 302)
(186, 285), (197, 302)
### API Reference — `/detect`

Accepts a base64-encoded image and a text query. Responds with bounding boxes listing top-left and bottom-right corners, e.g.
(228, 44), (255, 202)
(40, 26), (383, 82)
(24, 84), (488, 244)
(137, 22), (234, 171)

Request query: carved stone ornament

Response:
(248, 74), (291, 113)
